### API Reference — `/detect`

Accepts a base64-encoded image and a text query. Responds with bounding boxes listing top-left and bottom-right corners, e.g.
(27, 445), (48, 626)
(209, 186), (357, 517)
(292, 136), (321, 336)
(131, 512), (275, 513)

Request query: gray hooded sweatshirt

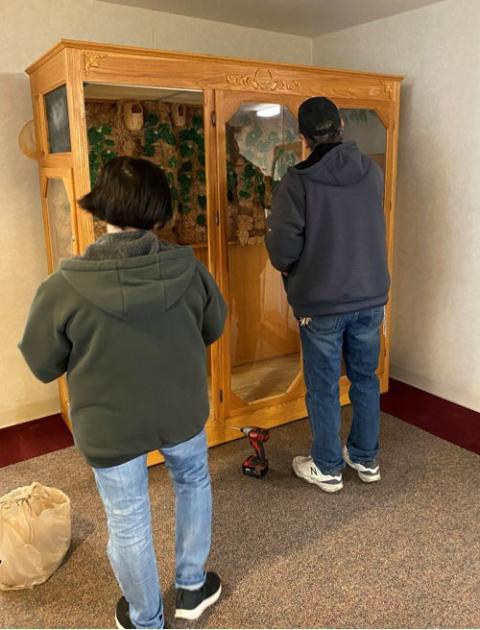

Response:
(19, 231), (226, 468)
(265, 141), (390, 317)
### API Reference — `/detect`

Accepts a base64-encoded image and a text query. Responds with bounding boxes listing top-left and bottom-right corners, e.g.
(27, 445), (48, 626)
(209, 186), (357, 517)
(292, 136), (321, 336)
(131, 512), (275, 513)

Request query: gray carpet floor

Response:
(0, 410), (479, 629)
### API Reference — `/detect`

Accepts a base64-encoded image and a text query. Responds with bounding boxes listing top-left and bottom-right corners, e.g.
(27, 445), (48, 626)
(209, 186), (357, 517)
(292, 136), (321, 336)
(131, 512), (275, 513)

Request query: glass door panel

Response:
(221, 98), (303, 407)
(339, 108), (387, 374)
(340, 108), (386, 171)
(83, 84), (215, 398)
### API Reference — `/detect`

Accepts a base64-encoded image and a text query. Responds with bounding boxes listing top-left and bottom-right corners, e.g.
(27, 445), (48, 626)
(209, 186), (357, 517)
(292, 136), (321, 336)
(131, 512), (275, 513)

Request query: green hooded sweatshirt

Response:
(19, 231), (227, 468)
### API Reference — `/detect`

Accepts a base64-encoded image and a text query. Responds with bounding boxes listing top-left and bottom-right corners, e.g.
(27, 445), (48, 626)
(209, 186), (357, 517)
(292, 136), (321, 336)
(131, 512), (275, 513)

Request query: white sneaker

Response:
(343, 446), (381, 482)
(292, 456), (343, 493)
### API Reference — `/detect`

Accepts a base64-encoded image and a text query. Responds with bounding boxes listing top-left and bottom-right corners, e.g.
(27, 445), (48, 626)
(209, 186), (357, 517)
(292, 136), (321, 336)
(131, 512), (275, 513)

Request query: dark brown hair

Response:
(79, 156), (172, 230)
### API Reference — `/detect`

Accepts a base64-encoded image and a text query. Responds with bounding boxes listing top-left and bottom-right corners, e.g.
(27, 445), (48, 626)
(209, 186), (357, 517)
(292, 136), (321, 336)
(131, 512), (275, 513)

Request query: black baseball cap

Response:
(298, 97), (341, 140)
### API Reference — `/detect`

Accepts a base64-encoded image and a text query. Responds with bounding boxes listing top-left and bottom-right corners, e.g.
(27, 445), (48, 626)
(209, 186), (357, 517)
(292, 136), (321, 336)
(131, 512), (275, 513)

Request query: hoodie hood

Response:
(295, 141), (371, 187)
(60, 231), (196, 320)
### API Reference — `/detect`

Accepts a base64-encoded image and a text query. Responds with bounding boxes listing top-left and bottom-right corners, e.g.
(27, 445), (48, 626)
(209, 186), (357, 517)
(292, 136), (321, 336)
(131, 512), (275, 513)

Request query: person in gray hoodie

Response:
(19, 157), (226, 629)
(266, 97), (389, 494)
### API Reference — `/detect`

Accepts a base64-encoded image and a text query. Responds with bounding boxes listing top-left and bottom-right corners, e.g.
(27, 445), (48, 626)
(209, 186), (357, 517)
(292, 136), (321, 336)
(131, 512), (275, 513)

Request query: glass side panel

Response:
(46, 178), (73, 269)
(226, 103), (302, 404)
(45, 85), (71, 153)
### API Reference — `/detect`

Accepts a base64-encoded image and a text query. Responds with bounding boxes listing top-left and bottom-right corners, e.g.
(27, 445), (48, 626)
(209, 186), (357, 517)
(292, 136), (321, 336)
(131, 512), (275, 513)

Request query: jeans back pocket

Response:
(358, 306), (384, 329)
(305, 314), (341, 334)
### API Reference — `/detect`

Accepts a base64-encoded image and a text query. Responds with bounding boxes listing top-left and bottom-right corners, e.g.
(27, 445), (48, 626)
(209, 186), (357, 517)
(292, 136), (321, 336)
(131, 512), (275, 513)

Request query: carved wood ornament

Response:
(226, 67), (300, 92)
(84, 53), (107, 72)
(383, 82), (393, 98)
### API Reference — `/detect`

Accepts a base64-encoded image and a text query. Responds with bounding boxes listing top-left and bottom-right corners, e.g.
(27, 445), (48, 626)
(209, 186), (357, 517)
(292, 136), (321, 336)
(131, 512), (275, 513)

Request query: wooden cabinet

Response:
(26, 40), (402, 463)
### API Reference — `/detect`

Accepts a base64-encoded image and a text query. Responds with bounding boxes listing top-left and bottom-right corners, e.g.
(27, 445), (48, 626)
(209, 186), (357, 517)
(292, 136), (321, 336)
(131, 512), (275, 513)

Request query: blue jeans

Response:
(300, 306), (384, 475)
(93, 429), (211, 629)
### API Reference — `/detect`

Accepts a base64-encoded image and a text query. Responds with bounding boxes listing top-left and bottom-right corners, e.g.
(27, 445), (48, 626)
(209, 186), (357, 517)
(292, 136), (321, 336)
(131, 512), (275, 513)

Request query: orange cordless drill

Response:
(238, 426), (270, 478)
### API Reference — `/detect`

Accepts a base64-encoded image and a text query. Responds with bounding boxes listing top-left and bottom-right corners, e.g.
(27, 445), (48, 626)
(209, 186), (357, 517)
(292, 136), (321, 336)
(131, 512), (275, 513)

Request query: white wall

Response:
(314, 0), (480, 411)
(0, 0), (311, 429)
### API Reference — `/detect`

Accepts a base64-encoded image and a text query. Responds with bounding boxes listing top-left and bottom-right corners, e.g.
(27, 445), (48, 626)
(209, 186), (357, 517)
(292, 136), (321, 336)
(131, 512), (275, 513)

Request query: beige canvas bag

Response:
(0, 482), (71, 590)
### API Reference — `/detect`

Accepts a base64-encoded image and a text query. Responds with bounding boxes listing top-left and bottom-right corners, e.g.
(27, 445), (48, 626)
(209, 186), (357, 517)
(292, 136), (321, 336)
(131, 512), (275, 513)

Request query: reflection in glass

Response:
(226, 103), (302, 404)
(340, 109), (386, 170)
(46, 179), (73, 269)
(45, 86), (71, 153)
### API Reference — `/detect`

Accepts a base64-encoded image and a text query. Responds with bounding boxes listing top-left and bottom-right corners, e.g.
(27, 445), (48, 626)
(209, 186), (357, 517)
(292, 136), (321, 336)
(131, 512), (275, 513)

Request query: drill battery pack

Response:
(242, 456), (269, 478)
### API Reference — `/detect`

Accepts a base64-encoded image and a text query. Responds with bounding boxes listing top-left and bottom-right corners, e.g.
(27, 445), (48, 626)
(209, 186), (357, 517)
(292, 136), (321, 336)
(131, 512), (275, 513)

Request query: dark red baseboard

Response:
(0, 380), (478, 469)
(381, 379), (480, 455)
(0, 414), (73, 468)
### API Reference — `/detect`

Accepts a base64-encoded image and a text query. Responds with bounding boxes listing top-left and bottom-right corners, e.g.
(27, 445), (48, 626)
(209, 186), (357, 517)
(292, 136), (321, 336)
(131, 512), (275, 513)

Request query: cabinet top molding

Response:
(26, 39), (404, 84)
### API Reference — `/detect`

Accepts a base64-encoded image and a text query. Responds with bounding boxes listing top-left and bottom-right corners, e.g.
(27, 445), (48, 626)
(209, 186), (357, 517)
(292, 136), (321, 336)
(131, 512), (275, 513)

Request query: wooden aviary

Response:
(25, 40), (402, 465)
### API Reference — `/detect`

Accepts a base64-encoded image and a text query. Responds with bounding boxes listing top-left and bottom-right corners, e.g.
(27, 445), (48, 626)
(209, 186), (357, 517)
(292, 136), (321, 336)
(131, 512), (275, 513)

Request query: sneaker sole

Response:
(175, 584), (222, 621)
(358, 470), (381, 483)
(116, 610), (167, 629)
(292, 463), (343, 493)
(115, 612), (132, 630)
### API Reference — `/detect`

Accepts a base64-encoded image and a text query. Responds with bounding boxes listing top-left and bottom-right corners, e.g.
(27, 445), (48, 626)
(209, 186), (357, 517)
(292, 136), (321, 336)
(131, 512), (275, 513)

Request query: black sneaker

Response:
(115, 597), (169, 629)
(115, 597), (134, 629)
(175, 572), (222, 621)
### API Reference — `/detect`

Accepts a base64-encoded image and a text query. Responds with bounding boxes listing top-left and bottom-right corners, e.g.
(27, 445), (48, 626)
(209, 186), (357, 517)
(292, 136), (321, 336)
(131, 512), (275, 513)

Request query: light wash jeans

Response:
(93, 429), (211, 629)
(300, 306), (384, 475)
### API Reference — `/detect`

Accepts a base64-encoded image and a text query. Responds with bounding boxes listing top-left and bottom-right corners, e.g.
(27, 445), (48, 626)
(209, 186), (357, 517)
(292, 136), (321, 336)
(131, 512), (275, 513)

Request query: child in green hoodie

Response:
(20, 156), (226, 629)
